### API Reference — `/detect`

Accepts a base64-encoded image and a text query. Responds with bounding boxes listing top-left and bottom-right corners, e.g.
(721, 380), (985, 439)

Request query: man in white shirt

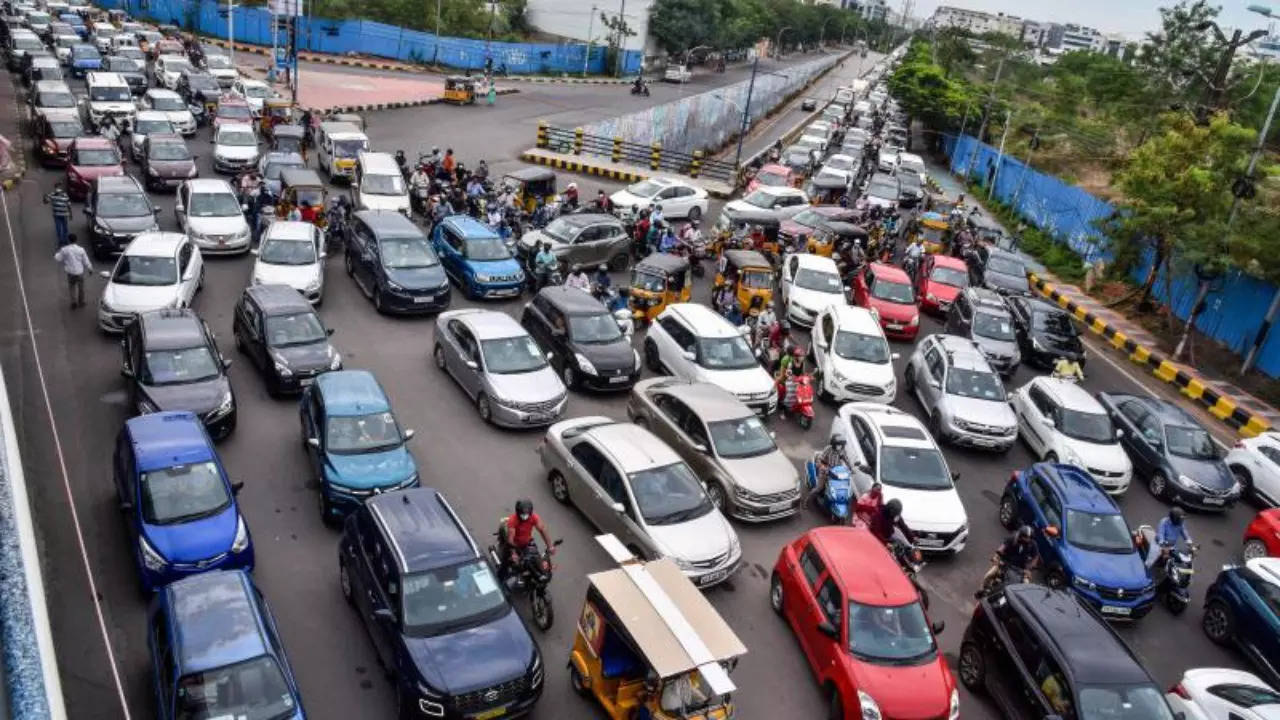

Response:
(564, 264), (591, 292)
(53, 233), (93, 308)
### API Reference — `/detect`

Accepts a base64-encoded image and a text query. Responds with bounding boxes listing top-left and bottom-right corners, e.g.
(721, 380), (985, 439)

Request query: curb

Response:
(1029, 272), (1272, 438)
(306, 87), (518, 115)
(520, 150), (738, 199)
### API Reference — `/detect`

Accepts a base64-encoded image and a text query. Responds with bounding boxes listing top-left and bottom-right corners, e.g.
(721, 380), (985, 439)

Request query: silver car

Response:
(626, 378), (800, 521)
(516, 213), (632, 273)
(539, 416), (741, 587)
(433, 309), (568, 427)
(903, 334), (1017, 452)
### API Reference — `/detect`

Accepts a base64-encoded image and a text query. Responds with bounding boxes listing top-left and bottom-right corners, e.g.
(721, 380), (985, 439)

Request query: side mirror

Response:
(464, 360), (478, 370)
(373, 607), (395, 624)
(83, 207), (94, 217)
(249, 248), (258, 255)
(610, 501), (625, 514)
(230, 480), (244, 494)
(99, 270), (111, 279)
(817, 620), (839, 639)
(1044, 525), (1060, 538)
(951, 472), (960, 482)
(326, 327), (335, 336)
(891, 352), (901, 360)
(1115, 429), (1125, 438)
(403, 428), (415, 440)
(693, 443), (708, 454)
(221, 357), (232, 369)
(306, 437), (320, 449)
(931, 620), (945, 635)
(1044, 418), (1055, 428)
(240, 203), (249, 212)
(681, 350), (696, 362)
(174, 203), (184, 214)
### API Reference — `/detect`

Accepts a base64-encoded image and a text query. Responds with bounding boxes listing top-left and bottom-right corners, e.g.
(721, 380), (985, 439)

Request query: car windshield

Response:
(190, 78), (220, 93)
(785, 149), (811, 165)
(333, 139), (365, 157)
(265, 312), (326, 347)
(870, 277), (913, 304)
(539, 217), (577, 243)
(263, 159), (303, 180)
(165, 60), (191, 75)
(89, 85), (129, 101)
(973, 311), (1015, 340)
(741, 190), (779, 208)
(189, 191), (240, 217)
(794, 267), (842, 293)
(75, 147), (119, 166)
(108, 58), (140, 72)
(325, 412), (402, 454)
(463, 236), (510, 261)
(848, 601), (937, 663)
(49, 119), (81, 137)
(175, 655), (297, 720)
(825, 156), (854, 171)
(898, 173), (922, 190)
(568, 312), (623, 344)
(363, 173), (403, 196)
(37, 91), (75, 108)
(379, 236), (437, 269)
(833, 330), (889, 363)
(65, 41), (92, 54)
(880, 446), (951, 489)
(1059, 408), (1115, 444)
(790, 210), (824, 228)
(868, 180), (898, 198)
(629, 462), (712, 525)
(1208, 684), (1280, 708)
(1166, 425), (1217, 459)
(139, 460), (229, 525)
(697, 335), (758, 370)
(986, 255), (1025, 277)
(150, 142), (190, 161)
(1065, 509), (1133, 553)
(480, 335), (546, 374)
(113, 255), (176, 286)
(143, 344), (220, 386)
(625, 179), (662, 198)
(945, 368), (1005, 401)
(708, 415), (776, 459)
(756, 169), (788, 187)
(1032, 310), (1078, 337)
(1077, 684), (1175, 720)
(218, 129), (256, 147)
(401, 559), (508, 637)
(150, 95), (184, 111)
(205, 55), (232, 69)
(929, 265), (966, 288)
(259, 236), (315, 265)
(242, 84), (270, 98)
(217, 105), (252, 121)
(98, 192), (151, 217)
(135, 118), (174, 136)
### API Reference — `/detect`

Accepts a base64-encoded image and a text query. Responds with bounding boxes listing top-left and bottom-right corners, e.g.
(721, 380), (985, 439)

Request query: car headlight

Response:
(858, 690), (882, 720)
(273, 355), (293, 377)
(417, 681), (445, 717)
(474, 272), (493, 283)
(1061, 447), (1081, 466)
(139, 535), (168, 571)
(234, 227), (250, 241)
(948, 688), (960, 720)
(633, 349), (641, 370)
(574, 353), (598, 375)
(215, 392), (234, 415)
(1073, 575), (1096, 590)
(304, 277), (322, 293)
(908, 314), (919, 326)
(673, 556), (696, 571)
(1031, 337), (1045, 352)
(230, 516), (250, 553)
(830, 369), (848, 385)
(329, 350), (343, 370)
(385, 280), (405, 292)
(529, 653), (543, 688)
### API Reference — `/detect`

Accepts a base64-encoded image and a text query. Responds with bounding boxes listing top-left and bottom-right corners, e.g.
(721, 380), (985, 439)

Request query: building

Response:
(1059, 23), (1104, 52)
(1103, 33), (1130, 61)
(930, 6), (1024, 38)
(526, 0), (655, 54)
(1021, 20), (1053, 48)
(846, 0), (890, 21)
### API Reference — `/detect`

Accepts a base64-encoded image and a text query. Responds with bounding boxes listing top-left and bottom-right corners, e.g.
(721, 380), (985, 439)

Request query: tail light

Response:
(42, 139), (57, 153)
(1170, 682), (1190, 699)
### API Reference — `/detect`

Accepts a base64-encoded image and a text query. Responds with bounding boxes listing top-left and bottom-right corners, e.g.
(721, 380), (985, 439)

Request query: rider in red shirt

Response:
(503, 498), (554, 576)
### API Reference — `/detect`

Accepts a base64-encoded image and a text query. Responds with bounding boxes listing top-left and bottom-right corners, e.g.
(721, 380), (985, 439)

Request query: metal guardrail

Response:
(535, 121), (738, 183)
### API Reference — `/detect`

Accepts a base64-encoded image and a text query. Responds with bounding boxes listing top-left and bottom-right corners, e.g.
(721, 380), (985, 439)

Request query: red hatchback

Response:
(65, 137), (124, 200)
(916, 254), (968, 316)
(1243, 509), (1280, 560)
(852, 262), (920, 340)
(771, 527), (956, 720)
(748, 163), (796, 193)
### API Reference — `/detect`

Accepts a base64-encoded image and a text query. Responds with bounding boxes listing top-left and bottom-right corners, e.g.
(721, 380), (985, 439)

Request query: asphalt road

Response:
(0, 55), (1258, 720)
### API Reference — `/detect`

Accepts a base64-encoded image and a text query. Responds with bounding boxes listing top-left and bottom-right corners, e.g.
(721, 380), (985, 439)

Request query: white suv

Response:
(811, 304), (896, 403)
(1226, 431), (1280, 506)
(643, 303), (776, 415)
(779, 252), (847, 327)
(716, 186), (810, 230)
(904, 334), (1017, 451)
(1009, 376), (1133, 494)
(84, 71), (135, 130)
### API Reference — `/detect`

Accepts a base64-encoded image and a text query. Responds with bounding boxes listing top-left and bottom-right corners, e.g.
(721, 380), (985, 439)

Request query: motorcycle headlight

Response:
(948, 688), (960, 720)
(139, 535), (168, 571)
(230, 516), (250, 553)
(574, 352), (598, 375)
(858, 690), (882, 720)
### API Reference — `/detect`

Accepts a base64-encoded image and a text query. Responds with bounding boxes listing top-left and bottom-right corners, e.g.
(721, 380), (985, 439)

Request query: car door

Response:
(648, 393), (688, 453)
(439, 320), (476, 395)
(988, 606), (1055, 719)
(301, 388), (325, 481)
(176, 241), (197, 305)
(919, 343), (945, 411)
(1017, 383), (1055, 457)
(1255, 443), (1280, 503)
(1240, 572), (1280, 668)
(781, 255), (800, 304)
(1134, 412), (1167, 476)
(810, 576), (845, 680)
(946, 292), (971, 336)
(355, 516), (397, 669)
(569, 225), (603, 268)
(434, 225), (464, 281)
(813, 310), (834, 371)
(566, 440), (617, 527)
(656, 316), (694, 378)
(785, 543), (830, 667)
(149, 609), (177, 720)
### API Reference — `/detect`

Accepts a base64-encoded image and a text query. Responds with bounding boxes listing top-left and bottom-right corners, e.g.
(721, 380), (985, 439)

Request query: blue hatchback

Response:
(300, 370), (420, 522)
(149, 570), (306, 719)
(69, 43), (101, 76)
(60, 13), (87, 38)
(113, 412), (252, 592)
(999, 463), (1154, 619)
(431, 215), (525, 300)
(1203, 557), (1280, 687)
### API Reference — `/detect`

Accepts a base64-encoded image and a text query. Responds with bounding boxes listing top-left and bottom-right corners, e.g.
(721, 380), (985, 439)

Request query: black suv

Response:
(102, 55), (147, 94)
(945, 286), (1020, 376)
(521, 286), (639, 391)
(958, 585), (1172, 720)
(232, 284), (340, 395)
(121, 308), (237, 439)
(1007, 296), (1086, 370)
(967, 245), (1031, 296)
(85, 175), (160, 258)
(339, 489), (544, 719)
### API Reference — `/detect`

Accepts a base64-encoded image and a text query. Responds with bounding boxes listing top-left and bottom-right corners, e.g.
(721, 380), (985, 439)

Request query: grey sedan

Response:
(516, 213), (632, 273)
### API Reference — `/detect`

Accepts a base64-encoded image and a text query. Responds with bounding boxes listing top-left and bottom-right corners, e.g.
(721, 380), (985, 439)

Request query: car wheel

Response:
(958, 642), (986, 691)
(1046, 567), (1067, 589)
(344, 253), (354, 276)
(549, 470), (570, 504)
(1044, 451), (1058, 463)
(706, 482), (727, 512)
(476, 394), (493, 424)
(373, 286), (384, 313)
(998, 493), (1018, 530)
(433, 344), (446, 370)
(902, 364), (915, 393)
(827, 687), (843, 720)
(562, 364), (576, 390)
(688, 206), (702, 222)
(339, 555), (353, 606)
(1244, 538), (1269, 560)
(1232, 465), (1254, 499)
(1203, 599), (1235, 645)
(1149, 471), (1170, 501)
(929, 412), (946, 444)
(234, 329), (245, 353)
(569, 664), (591, 697)
(318, 491), (335, 527)
(814, 368), (832, 403)
(610, 253), (631, 272)
(769, 572), (784, 615)
(644, 340), (663, 373)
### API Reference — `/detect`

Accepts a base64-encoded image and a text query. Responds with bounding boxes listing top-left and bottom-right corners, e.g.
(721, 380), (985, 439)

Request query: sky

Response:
(906, 0), (1280, 39)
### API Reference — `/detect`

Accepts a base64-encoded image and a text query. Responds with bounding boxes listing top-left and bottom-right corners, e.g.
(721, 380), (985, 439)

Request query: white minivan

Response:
(355, 151), (409, 213)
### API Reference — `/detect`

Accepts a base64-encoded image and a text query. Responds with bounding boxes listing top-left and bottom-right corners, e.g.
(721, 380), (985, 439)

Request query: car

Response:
(811, 304), (896, 403)
(88, 22), (116, 53)
(31, 107), (81, 166)
(863, 172), (900, 210)
(643, 303), (777, 415)
(747, 162), (796, 193)
(344, 210), (450, 313)
(1006, 295), (1086, 369)
(780, 144), (819, 176)
(258, 150), (306, 196)
(539, 417), (741, 586)
(338, 488), (544, 718)
(999, 462), (1154, 618)
(717, 186), (811, 231)
(1166, 667), (1280, 720)
(65, 41), (99, 76)
(1010, 376), (1133, 494)
(1228, 431), (1280, 506)
(83, 70), (135, 129)
(1203, 558), (1280, 687)
(211, 121), (258, 174)
(97, 231), (203, 334)
(627, 378), (801, 520)
(118, 305), (234, 433)
(805, 120), (835, 143)
(125, 109), (176, 161)
(431, 214), (525, 300)
(944, 286), (1019, 376)
(904, 334), (1017, 451)
(153, 53), (190, 89)
(663, 64), (692, 83)
(28, 79), (75, 119)
(231, 77), (271, 114)
(897, 151), (927, 185)
(1243, 509), (1280, 560)
(23, 53), (61, 84)
(609, 176), (710, 222)
(521, 286), (640, 391)
(876, 148), (900, 174)
(176, 68), (221, 109)
(800, 96), (818, 110)
(770, 527), (956, 720)
(6, 29), (42, 70)
(434, 308), (568, 426)
(915, 253), (967, 316)
(300, 370), (420, 522)
(1098, 392), (1238, 509)
(202, 51), (237, 86)
(140, 88), (196, 135)
(101, 54), (145, 93)
(52, 34), (80, 64)
(233, 284), (340, 394)
(779, 205), (859, 245)
(85, 175), (159, 258)
(175, 178), (251, 255)
(115, 45), (145, 63)
(149, 37), (183, 61)
(851, 262), (919, 341)
(251, 220), (324, 300)
(515, 213), (632, 273)
(818, 153), (859, 185)
(959, 584), (1170, 719)
(139, 133), (197, 191)
(65, 136), (124, 200)
(779, 252), (847, 327)
(895, 167), (925, 207)
(968, 244), (1031, 296)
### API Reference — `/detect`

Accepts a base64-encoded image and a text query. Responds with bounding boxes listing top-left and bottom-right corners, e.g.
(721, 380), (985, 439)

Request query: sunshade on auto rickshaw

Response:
(629, 252), (691, 326)
(913, 211), (951, 255)
(570, 535), (746, 720)
(502, 167), (558, 214)
(276, 168), (327, 226)
(259, 97), (295, 137)
(713, 215), (781, 259)
(269, 124), (305, 155)
(715, 249), (773, 316)
(804, 172), (849, 206)
(806, 220), (868, 258)
(443, 75), (477, 104)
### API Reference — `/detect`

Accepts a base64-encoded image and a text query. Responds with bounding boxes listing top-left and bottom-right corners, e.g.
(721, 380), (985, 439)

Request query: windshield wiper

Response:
(156, 504), (226, 525)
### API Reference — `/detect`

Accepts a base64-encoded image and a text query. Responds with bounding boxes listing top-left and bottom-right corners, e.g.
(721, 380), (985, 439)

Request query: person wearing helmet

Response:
(593, 263), (612, 293)
(501, 498), (554, 580)
(979, 525), (1042, 595)
(1153, 507), (1194, 569)
(805, 435), (849, 510)
(564, 182), (579, 208)
(565, 263), (591, 292)
(867, 498), (916, 545)
(778, 343), (805, 380)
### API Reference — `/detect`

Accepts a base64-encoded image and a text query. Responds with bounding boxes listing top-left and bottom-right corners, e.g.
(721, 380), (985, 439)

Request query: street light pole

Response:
(432, 0), (442, 65)
(582, 6), (596, 76)
(227, 0), (234, 67)
(733, 56), (759, 173)
(775, 26), (791, 59)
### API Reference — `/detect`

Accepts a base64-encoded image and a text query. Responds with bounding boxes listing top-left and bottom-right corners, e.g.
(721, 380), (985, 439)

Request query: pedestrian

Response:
(487, 78), (496, 106)
(43, 183), (72, 248)
(53, 234), (92, 309)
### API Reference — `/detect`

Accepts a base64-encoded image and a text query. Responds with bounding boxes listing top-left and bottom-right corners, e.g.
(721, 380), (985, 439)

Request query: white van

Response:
(109, 33), (138, 53)
(84, 71), (135, 130)
(355, 151), (409, 213)
(315, 121), (368, 182)
(90, 21), (116, 53)
(834, 87), (854, 105)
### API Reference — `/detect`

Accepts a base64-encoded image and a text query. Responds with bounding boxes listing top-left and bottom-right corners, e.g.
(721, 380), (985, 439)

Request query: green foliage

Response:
(887, 40), (976, 131)
(647, 0), (871, 55)
(308, 0), (523, 40)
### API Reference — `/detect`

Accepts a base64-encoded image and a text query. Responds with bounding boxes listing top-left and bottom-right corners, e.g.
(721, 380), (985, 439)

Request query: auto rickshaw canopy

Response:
(634, 252), (691, 279)
(279, 168), (327, 206)
(270, 124), (305, 152)
(722, 249), (771, 272)
(805, 172), (849, 205)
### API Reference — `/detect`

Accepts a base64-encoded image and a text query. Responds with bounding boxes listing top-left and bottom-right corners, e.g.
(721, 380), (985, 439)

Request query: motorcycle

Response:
(488, 535), (562, 631)
(1138, 524), (1196, 614)
(777, 372), (815, 430)
(804, 456), (853, 524)
(630, 80), (650, 97)
(527, 260), (563, 293)
(977, 560), (1030, 600)
(889, 539), (929, 610)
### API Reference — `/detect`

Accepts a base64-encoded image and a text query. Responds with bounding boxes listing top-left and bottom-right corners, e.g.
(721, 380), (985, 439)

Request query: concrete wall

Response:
(526, 0), (655, 57)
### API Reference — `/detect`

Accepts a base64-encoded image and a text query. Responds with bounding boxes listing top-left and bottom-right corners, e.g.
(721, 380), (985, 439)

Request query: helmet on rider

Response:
(1169, 507), (1186, 525)
(885, 498), (903, 519)
(1016, 525), (1034, 542)
(515, 498), (533, 522)
(829, 434), (847, 450)
(566, 182), (578, 191)
(597, 263), (608, 274)
(571, 264), (583, 274)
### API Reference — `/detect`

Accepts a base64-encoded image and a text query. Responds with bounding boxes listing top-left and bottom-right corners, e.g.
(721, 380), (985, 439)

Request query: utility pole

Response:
(432, 0), (442, 65)
(583, 5), (596, 76)
(1241, 80), (1280, 371)
(988, 109), (1012, 199)
(615, 0), (626, 77)
(227, 0), (235, 67)
(966, 54), (1005, 178)
(733, 56), (759, 173)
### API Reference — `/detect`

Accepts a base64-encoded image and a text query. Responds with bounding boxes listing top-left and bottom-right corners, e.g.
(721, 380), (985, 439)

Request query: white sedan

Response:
(811, 304), (896, 404)
(1008, 376), (1133, 494)
(1166, 668), (1280, 720)
(779, 252), (847, 327)
(175, 179), (252, 255)
(609, 176), (710, 222)
(97, 231), (203, 333)
(231, 78), (272, 115)
(1227, 431), (1280, 507)
(251, 221), (325, 304)
(818, 153), (860, 185)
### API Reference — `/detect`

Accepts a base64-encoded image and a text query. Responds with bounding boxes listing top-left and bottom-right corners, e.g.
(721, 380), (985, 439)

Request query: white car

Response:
(140, 89), (197, 136)
(231, 78), (272, 115)
(779, 253), (847, 327)
(175, 178), (251, 255)
(1009, 376), (1133, 494)
(831, 403), (969, 553)
(251, 221), (325, 304)
(811, 304), (897, 403)
(211, 122), (259, 175)
(716, 186), (810, 229)
(877, 148), (900, 173)
(817, 153), (859, 185)
(127, 110), (176, 161)
(97, 232), (203, 333)
(795, 134), (828, 156)
(203, 53), (238, 87)
(609, 176), (710, 222)
(153, 54), (191, 90)
(53, 34), (79, 64)
(1166, 667), (1280, 720)
(805, 120), (834, 142)
(643, 303), (776, 415)
(663, 65), (692, 83)
(1226, 430), (1280, 507)
(897, 151), (927, 185)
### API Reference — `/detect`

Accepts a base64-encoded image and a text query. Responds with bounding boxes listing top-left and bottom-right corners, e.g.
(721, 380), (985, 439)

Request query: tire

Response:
(531, 589), (554, 631)
(827, 687), (844, 720)
(1044, 451), (1058, 464)
(1165, 591), (1187, 615)
(644, 340), (663, 373)
(344, 252), (354, 276)
(706, 482), (727, 511)
(1244, 538), (1269, 561)
(902, 364), (915, 393)
(1046, 566), (1067, 590)
(1149, 471), (1170, 501)
(1232, 465), (1254, 499)
(1203, 599), (1235, 645)
(958, 642), (986, 691)
(561, 364), (577, 390)
(769, 572), (784, 615)
(688, 206), (702, 222)
(569, 664), (591, 697)
(373, 287), (384, 313)
(549, 471), (570, 504)
(433, 344), (446, 370)
(339, 555), (354, 606)
(610, 253), (631, 272)
(998, 493), (1018, 530)
(476, 394), (493, 424)
(318, 491), (335, 527)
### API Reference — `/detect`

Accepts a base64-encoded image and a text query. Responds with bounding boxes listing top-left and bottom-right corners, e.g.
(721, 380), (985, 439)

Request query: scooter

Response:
(777, 373), (815, 429)
(1139, 524), (1197, 614)
(630, 80), (650, 96)
(488, 532), (562, 631)
(804, 457), (853, 524)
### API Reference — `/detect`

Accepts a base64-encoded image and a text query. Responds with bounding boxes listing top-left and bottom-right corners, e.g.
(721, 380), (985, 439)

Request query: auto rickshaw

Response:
(715, 249), (773, 316)
(629, 253), (691, 325)
(443, 75), (478, 105)
(804, 172), (849, 206)
(570, 535), (746, 720)
(969, 212), (1012, 249)
(270, 124), (306, 155)
(912, 211), (951, 254)
(259, 97), (295, 137)
(502, 167), (558, 214)
(326, 112), (365, 132)
(806, 221), (868, 258)
(277, 168), (328, 227)
(716, 216), (781, 259)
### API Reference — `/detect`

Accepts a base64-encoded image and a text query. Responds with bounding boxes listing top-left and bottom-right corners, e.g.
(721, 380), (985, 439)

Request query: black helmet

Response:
(829, 434), (846, 449)
(1017, 525), (1034, 541)
(885, 498), (903, 519)
(515, 498), (533, 518)
(1170, 507), (1185, 525)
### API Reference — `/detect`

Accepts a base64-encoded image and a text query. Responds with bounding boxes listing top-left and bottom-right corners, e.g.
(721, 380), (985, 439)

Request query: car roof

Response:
(33, 79), (69, 92)
(146, 87), (180, 97)
(643, 379), (753, 422)
(1003, 585), (1151, 685)
(792, 253), (838, 272)
(135, 109), (170, 121)
(355, 210), (423, 237)
(72, 136), (113, 149)
(552, 212), (619, 228)
(96, 175), (143, 193)
(245, 284), (313, 314)
(314, 370), (391, 416)
(666, 303), (738, 338)
(964, 286), (1009, 312)
(138, 308), (205, 350)
(185, 178), (235, 194)
(166, 570), (270, 674)
(264, 220), (314, 242)
(125, 411), (213, 471)
(933, 334), (990, 371)
(812, 527), (918, 604)
(930, 254), (966, 270)
(1034, 377), (1104, 413)
(538, 285), (609, 314)
(123, 231), (184, 256)
(842, 403), (935, 449)
(987, 246), (1025, 264)
(585, 422), (682, 472)
(830, 304), (882, 335)
(868, 262), (909, 282)
(440, 214), (500, 239)
(1036, 463), (1119, 513)
(366, 488), (477, 572)
(450, 309), (526, 340)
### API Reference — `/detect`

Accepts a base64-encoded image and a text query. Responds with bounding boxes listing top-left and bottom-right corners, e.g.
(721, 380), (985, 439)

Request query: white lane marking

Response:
(0, 188), (133, 719)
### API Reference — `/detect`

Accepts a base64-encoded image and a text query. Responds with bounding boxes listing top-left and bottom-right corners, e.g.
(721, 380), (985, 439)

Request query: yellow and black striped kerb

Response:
(536, 122), (549, 149)
(649, 142), (661, 171)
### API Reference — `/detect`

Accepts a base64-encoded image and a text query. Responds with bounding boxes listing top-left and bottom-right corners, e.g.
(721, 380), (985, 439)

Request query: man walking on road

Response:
(53, 234), (93, 309)
(44, 183), (72, 248)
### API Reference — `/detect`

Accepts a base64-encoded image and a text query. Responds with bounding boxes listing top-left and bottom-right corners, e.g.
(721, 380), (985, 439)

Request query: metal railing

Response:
(536, 121), (738, 183)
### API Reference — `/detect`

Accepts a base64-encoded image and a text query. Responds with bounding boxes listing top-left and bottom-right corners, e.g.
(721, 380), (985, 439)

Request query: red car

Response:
(780, 205), (859, 244)
(1243, 508), (1280, 560)
(65, 137), (124, 201)
(852, 262), (920, 340)
(748, 163), (795, 193)
(771, 527), (956, 720)
(916, 254), (968, 315)
(212, 95), (253, 131)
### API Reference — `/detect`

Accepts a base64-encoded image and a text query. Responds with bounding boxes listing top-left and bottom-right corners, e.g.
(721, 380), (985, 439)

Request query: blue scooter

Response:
(805, 456), (853, 524)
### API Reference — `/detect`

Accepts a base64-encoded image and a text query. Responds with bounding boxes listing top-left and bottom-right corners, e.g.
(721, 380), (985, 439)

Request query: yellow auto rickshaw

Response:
(277, 168), (328, 227)
(630, 253), (691, 325)
(260, 97), (295, 137)
(912, 211), (951, 254)
(715, 249), (773, 316)
(804, 172), (849, 206)
(443, 75), (477, 105)
(502, 167), (558, 214)
(806, 221), (868, 258)
(570, 535), (746, 720)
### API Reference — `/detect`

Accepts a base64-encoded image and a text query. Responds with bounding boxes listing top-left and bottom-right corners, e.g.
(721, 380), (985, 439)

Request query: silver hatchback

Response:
(903, 334), (1017, 452)
(433, 309), (567, 427)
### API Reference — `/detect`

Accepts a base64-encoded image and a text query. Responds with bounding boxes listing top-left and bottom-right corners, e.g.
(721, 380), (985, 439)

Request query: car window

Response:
(851, 416), (876, 472)
(1030, 655), (1075, 719)
(1261, 446), (1280, 466)
(659, 317), (693, 350)
(1208, 683), (1280, 708)
(799, 543), (825, 589)
(1245, 569), (1280, 617)
(1118, 400), (1149, 425)
(924, 347), (944, 379)
(1028, 477), (1050, 507)
(656, 395), (690, 429)
(1028, 385), (1055, 417)
(1138, 414), (1164, 446)
(816, 578), (843, 630)
(598, 462), (629, 506)
(999, 610), (1045, 679)
(1042, 492), (1063, 528)
(569, 440), (606, 480)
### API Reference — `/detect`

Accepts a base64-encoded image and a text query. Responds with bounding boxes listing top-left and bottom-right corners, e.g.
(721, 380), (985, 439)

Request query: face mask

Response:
(518, 513), (530, 522)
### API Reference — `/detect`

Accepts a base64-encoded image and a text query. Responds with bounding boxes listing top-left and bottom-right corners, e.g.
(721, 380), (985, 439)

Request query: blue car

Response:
(60, 13), (87, 39)
(113, 412), (252, 592)
(431, 214), (525, 300)
(999, 462), (1154, 619)
(300, 370), (419, 523)
(69, 43), (101, 77)
(1203, 557), (1280, 687)
(149, 570), (306, 719)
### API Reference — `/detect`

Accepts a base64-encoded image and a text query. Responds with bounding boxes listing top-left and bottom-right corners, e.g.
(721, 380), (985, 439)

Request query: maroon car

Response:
(780, 205), (860, 244)
(65, 137), (125, 200)
(33, 109), (83, 167)
(139, 134), (197, 191)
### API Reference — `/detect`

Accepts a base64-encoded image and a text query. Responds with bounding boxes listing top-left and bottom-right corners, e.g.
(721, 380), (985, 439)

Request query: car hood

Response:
(868, 298), (916, 323)
(385, 264), (448, 290)
(188, 214), (248, 235)
(1059, 437), (1131, 474)
(517, 229), (565, 253)
(790, 286), (845, 314)
(140, 376), (229, 415)
(852, 657), (953, 720)
(948, 394), (1016, 428)
(1060, 543), (1149, 590)
(1168, 455), (1235, 491)
(272, 340), (334, 373)
(89, 101), (133, 114)
(921, 280), (961, 305)
(718, 450), (799, 495)
(143, 504), (239, 563)
(721, 202), (778, 222)
(886, 484), (967, 532)
(360, 193), (408, 212)
(162, 109), (195, 125)
(972, 335), (1019, 360)
(324, 444), (415, 489)
(215, 143), (258, 161)
(253, 260), (321, 291)
(983, 268), (1029, 293)
(404, 607), (534, 695)
(828, 355), (895, 388)
(647, 510), (734, 564)
(571, 336), (635, 371)
(102, 281), (180, 313)
(96, 214), (158, 235)
(608, 189), (652, 209)
(149, 159), (196, 178)
(464, 256), (522, 276)
(485, 367), (563, 404)
(696, 364), (773, 395)
(71, 164), (124, 181)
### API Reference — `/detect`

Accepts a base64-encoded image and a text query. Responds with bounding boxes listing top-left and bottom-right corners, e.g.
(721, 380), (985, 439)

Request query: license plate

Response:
(523, 413), (551, 424)
(608, 375), (629, 384)
(885, 323), (902, 330)
(473, 708), (507, 720)
(412, 296), (431, 303)
(916, 538), (944, 548)
(1203, 496), (1225, 505)
(489, 288), (519, 298)
(1101, 605), (1131, 616)
(769, 501), (791, 513)
(700, 568), (728, 585)
(299, 378), (314, 387)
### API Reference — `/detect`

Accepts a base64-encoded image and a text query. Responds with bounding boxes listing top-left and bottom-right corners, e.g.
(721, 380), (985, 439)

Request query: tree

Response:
(648, 0), (721, 54)
(1135, 1), (1228, 114)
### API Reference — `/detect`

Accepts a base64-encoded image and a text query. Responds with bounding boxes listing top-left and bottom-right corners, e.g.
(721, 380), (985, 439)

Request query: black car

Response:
(232, 284), (340, 395)
(338, 488), (544, 719)
(967, 245), (1031, 296)
(85, 175), (160, 258)
(894, 166), (924, 208)
(521, 286), (639, 391)
(945, 287), (1020, 376)
(102, 55), (146, 93)
(344, 210), (451, 314)
(958, 584), (1172, 720)
(1006, 296), (1085, 369)
(120, 308), (237, 439)
(177, 68), (220, 111)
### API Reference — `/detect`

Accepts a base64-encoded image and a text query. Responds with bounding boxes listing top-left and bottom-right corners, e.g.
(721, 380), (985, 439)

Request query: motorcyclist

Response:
(501, 498), (554, 580)
(1052, 356), (1085, 382)
(979, 525), (1042, 595)
(533, 242), (558, 289)
(1151, 507), (1194, 570)
(805, 435), (848, 510)
(593, 263), (611, 293)
(903, 236), (924, 278)
(650, 203), (664, 227)
(474, 159), (489, 181)
(855, 482), (884, 520)
(632, 75), (647, 94)
(777, 344), (804, 381)
(605, 286), (630, 312)
(563, 182), (579, 209)
(594, 189), (609, 212)
(565, 263), (591, 292)
(658, 224), (678, 254)
(409, 163), (432, 193)
(867, 498), (916, 545)
(779, 357), (804, 420)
